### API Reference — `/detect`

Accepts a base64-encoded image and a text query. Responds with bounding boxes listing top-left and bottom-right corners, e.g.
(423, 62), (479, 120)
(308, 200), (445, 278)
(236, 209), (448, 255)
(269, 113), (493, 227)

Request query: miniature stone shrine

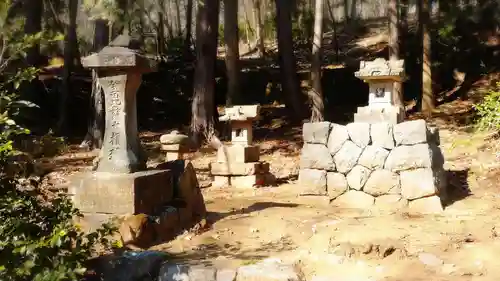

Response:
(354, 58), (406, 124)
(210, 105), (273, 188)
(160, 130), (191, 161)
(69, 38), (173, 216)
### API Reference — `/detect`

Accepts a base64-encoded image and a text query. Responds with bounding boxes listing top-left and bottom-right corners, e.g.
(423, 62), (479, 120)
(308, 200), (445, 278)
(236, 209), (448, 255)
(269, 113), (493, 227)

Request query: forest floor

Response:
(40, 89), (500, 280)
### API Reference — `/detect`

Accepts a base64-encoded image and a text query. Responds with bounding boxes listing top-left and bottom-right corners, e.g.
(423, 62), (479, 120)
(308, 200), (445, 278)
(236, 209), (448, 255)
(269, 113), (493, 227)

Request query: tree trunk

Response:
(184, 0), (194, 57)
(275, 0), (304, 120)
(224, 0), (241, 106)
(174, 0), (182, 37)
(252, 0), (265, 57)
(24, 0), (42, 66)
(310, 0), (325, 122)
(81, 19), (109, 149)
(388, 0), (404, 116)
(191, 0), (221, 147)
(420, 0), (434, 114)
(57, 0), (78, 135)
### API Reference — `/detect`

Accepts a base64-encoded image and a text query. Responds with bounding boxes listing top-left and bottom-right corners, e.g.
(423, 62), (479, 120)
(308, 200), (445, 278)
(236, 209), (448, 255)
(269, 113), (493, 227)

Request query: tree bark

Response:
(184, 0), (194, 57)
(252, 0), (265, 57)
(24, 0), (42, 66)
(57, 0), (78, 135)
(174, 0), (182, 37)
(310, 0), (325, 122)
(420, 0), (434, 114)
(191, 0), (220, 147)
(81, 19), (109, 149)
(275, 0), (304, 120)
(224, 0), (241, 106)
(388, 0), (404, 116)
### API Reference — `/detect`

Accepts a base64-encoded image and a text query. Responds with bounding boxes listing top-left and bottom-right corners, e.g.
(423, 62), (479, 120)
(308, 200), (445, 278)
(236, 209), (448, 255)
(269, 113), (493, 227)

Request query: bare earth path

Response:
(41, 101), (499, 280)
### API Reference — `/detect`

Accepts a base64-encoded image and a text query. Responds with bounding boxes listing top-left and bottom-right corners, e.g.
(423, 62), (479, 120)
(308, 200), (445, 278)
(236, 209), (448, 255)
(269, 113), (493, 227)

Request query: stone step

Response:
(210, 162), (270, 176)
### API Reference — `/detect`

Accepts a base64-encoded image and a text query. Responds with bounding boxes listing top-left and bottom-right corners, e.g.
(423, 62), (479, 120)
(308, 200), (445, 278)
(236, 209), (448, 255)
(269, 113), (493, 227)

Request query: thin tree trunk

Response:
(191, 0), (221, 147)
(157, 0), (166, 56)
(224, 0), (241, 106)
(243, 8), (253, 51)
(310, 0), (325, 122)
(81, 18), (109, 149)
(388, 0), (404, 116)
(57, 0), (78, 135)
(174, 0), (182, 37)
(326, 0), (339, 62)
(184, 0), (194, 57)
(275, 0), (304, 120)
(24, 0), (42, 66)
(252, 0), (265, 57)
(420, 0), (434, 114)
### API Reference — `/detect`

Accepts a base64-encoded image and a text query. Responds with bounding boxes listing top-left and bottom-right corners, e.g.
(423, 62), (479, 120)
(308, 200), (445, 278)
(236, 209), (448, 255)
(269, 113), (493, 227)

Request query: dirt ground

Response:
(41, 99), (500, 281)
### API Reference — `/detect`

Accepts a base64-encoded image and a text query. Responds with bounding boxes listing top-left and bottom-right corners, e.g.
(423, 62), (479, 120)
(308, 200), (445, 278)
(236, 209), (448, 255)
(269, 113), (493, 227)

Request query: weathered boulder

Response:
(346, 122), (371, 148)
(363, 169), (400, 196)
(358, 145), (389, 170)
(393, 119), (429, 146)
(370, 122), (395, 149)
(384, 144), (432, 172)
(346, 165), (371, 191)
(97, 251), (168, 281)
(303, 122), (331, 145)
(300, 143), (336, 171)
(400, 168), (437, 200)
(408, 196), (443, 214)
(327, 124), (350, 155)
(327, 172), (348, 199)
(333, 141), (363, 174)
(332, 190), (375, 209)
(298, 169), (327, 195)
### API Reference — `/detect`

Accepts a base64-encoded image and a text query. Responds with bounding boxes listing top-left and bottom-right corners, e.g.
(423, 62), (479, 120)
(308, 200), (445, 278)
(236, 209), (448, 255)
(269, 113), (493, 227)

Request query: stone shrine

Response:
(354, 58), (406, 124)
(159, 130), (191, 162)
(69, 42), (173, 216)
(210, 105), (272, 188)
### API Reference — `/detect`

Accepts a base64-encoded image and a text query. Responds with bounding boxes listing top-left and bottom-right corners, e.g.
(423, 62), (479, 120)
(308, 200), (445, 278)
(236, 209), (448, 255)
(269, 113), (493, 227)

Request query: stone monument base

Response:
(212, 173), (275, 188)
(69, 170), (173, 215)
(216, 145), (260, 163)
(354, 105), (404, 124)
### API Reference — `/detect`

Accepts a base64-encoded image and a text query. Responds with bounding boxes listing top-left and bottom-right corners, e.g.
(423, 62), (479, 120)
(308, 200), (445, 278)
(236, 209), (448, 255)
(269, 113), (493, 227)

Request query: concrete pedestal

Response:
(69, 170), (173, 214)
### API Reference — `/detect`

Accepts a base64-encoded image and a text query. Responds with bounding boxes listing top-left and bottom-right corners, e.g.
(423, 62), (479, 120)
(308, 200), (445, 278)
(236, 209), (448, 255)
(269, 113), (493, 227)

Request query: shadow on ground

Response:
(443, 168), (472, 208)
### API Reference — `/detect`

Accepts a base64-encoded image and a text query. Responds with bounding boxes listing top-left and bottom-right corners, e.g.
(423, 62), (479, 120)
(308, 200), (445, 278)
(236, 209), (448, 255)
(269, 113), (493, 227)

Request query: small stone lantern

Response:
(210, 105), (273, 188)
(160, 131), (190, 162)
(354, 58), (406, 124)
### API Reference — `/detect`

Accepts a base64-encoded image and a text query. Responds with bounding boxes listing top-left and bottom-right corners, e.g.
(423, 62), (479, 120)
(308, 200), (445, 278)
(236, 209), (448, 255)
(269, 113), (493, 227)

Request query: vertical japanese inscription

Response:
(107, 79), (122, 160)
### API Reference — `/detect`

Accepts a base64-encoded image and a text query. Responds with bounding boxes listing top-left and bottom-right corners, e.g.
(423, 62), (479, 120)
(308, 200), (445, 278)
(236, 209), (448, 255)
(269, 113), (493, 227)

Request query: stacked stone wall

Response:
(298, 119), (447, 213)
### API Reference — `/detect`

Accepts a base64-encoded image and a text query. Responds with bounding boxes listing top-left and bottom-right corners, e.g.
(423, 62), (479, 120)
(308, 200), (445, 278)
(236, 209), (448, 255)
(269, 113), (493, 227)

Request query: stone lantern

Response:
(69, 37), (173, 215)
(354, 58), (406, 124)
(210, 105), (273, 188)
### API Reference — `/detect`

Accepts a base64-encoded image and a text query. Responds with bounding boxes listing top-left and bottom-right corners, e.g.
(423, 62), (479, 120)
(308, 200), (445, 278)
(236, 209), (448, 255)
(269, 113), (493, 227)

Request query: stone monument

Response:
(159, 130), (191, 162)
(69, 38), (173, 216)
(354, 58), (406, 124)
(210, 105), (272, 188)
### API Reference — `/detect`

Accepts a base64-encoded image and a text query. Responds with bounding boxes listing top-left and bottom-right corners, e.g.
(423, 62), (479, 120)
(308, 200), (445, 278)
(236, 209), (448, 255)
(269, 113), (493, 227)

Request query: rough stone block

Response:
(370, 122), (395, 149)
(375, 195), (408, 211)
(327, 172), (348, 199)
(216, 145), (260, 163)
(400, 168), (437, 200)
(354, 106), (401, 124)
(384, 143), (432, 172)
(300, 143), (335, 171)
(358, 145), (389, 170)
(346, 122), (371, 148)
(154, 208), (180, 242)
(346, 165), (371, 191)
(303, 122), (331, 145)
(332, 190), (375, 209)
(216, 269), (237, 281)
(408, 196), (443, 214)
(213, 174), (268, 188)
(298, 169), (327, 195)
(333, 141), (363, 174)
(69, 170), (173, 214)
(327, 124), (349, 155)
(394, 119), (429, 145)
(236, 261), (300, 281)
(159, 263), (216, 281)
(210, 162), (270, 176)
(364, 169), (400, 196)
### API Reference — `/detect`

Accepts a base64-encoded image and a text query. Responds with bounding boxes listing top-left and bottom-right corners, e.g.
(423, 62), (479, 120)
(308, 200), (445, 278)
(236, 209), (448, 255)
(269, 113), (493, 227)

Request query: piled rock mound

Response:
(298, 120), (447, 213)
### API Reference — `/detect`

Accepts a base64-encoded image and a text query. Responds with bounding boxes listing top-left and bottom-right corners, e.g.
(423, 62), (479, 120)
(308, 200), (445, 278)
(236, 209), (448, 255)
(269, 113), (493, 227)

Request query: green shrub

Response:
(474, 83), (500, 131)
